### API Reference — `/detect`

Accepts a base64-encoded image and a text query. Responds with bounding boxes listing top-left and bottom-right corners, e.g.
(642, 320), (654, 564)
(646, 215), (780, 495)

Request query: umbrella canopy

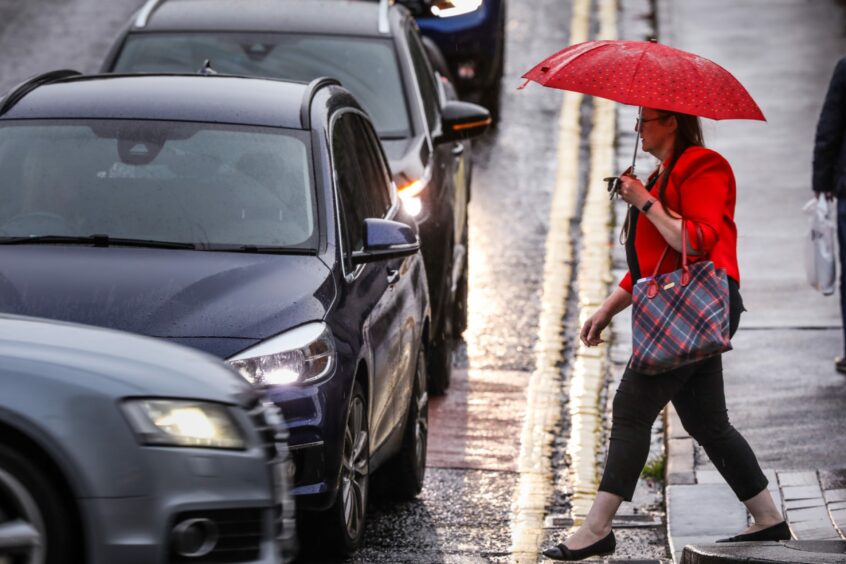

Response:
(522, 39), (765, 121)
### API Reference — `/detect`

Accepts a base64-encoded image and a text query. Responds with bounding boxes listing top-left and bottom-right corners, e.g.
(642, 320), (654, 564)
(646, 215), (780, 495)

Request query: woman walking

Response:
(542, 108), (790, 561)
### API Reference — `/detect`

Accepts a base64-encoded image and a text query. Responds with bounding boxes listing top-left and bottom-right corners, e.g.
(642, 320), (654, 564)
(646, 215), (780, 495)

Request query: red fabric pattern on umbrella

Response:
(522, 40), (765, 121)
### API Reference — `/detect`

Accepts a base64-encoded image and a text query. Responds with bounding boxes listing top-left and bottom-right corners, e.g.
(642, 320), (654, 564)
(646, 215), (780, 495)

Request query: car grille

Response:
(170, 508), (263, 563)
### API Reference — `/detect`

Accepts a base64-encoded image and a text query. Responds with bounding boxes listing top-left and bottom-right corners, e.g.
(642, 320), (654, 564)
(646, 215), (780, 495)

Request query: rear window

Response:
(113, 32), (412, 138)
(0, 120), (316, 249)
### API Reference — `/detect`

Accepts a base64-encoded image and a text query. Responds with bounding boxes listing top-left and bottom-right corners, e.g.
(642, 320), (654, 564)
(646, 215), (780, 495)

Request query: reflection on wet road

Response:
(0, 0), (571, 561)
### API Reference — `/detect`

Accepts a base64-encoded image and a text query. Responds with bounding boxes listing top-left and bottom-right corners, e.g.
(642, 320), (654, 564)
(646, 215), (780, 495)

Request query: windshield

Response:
(0, 120), (317, 250)
(113, 32), (412, 139)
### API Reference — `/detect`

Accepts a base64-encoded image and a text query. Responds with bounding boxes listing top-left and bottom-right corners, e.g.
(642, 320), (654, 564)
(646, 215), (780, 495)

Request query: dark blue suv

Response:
(101, 0), (492, 396)
(0, 70), (483, 554)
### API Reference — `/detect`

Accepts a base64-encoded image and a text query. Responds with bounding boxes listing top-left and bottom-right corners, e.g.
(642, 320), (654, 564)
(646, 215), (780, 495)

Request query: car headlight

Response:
(226, 322), (336, 387)
(122, 399), (246, 449)
(431, 0), (483, 17)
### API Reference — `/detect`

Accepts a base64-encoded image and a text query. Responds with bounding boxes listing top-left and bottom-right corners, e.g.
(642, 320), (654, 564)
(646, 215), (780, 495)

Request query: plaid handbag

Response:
(630, 221), (732, 375)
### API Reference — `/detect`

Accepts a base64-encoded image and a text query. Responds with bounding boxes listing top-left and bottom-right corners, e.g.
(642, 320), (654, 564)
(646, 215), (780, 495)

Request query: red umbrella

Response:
(521, 39), (765, 121)
(521, 39), (764, 189)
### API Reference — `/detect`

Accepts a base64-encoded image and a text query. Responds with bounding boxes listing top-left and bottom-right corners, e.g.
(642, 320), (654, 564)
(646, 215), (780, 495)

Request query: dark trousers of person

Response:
(838, 198), (846, 355)
(598, 281), (769, 502)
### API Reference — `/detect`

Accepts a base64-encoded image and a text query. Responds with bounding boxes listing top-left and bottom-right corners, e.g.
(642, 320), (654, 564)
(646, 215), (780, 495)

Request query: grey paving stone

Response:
(786, 498), (826, 511)
(667, 484), (747, 537)
(795, 528), (843, 541)
(779, 471), (820, 487)
(787, 506), (833, 523)
(827, 501), (846, 511)
(695, 470), (723, 484)
(667, 438), (695, 485)
(824, 488), (846, 503)
(783, 485), (824, 501)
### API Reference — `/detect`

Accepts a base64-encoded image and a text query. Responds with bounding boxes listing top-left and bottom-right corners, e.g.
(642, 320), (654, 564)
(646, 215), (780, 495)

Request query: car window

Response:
(332, 114), (369, 265)
(404, 26), (440, 132)
(113, 32), (412, 139)
(0, 120), (316, 249)
(331, 113), (394, 271)
(350, 115), (393, 218)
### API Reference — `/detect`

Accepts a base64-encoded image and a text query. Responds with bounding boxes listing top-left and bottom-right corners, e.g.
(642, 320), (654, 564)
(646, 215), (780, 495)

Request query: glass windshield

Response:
(114, 33), (412, 138)
(0, 120), (317, 250)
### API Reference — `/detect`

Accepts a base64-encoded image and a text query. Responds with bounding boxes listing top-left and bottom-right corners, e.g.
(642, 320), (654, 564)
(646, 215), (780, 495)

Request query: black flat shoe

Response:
(715, 520), (791, 543)
(542, 531), (616, 561)
(836, 357), (846, 375)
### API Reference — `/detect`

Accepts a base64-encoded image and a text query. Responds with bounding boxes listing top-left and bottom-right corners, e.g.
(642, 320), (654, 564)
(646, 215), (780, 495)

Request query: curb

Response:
(680, 541), (846, 564)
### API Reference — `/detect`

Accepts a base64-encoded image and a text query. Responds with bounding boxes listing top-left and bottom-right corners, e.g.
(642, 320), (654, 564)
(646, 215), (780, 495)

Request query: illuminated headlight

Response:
(122, 400), (246, 449)
(397, 177), (428, 218)
(431, 0), (483, 17)
(226, 323), (336, 387)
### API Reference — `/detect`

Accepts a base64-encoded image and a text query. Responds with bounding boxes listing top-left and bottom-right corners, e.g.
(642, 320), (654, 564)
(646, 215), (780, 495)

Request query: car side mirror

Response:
(435, 100), (491, 144)
(351, 218), (420, 264)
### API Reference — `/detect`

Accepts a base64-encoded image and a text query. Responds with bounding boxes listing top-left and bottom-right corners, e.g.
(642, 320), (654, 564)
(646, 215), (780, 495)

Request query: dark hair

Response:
(620, 111), (704, 244)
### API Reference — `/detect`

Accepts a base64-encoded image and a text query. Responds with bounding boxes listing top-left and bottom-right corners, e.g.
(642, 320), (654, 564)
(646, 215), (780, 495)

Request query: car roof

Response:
(140, 0), (392, 37)
(0, 74), (313, 128)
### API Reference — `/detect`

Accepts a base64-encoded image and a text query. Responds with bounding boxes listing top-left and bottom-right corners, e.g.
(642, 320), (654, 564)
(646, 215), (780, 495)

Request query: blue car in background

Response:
(0, 70), (473, 555)
(400, 0), (507, 119)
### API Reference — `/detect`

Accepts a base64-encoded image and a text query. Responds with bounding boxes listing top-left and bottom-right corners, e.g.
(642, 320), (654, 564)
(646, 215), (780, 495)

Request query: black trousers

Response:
(598, 280), (769, 502)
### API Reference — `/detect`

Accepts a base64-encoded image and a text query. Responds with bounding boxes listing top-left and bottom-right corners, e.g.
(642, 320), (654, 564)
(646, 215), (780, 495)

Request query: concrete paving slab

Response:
(666, 438), (695, 486)
(788, 507), (833, 523)
(824, 489), (846, 503)
(695, 470), (723, 485)
(667, 485), (747, 537)
(786, 499), (827, 511)
(782, 485), (825, 501)
(681, 540), (846, 564)
(780, 472), (821, 487)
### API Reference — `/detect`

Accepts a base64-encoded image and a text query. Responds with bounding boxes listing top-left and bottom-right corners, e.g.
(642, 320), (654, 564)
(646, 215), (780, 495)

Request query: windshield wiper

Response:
(227, 245), (316, 255)
(0, 235), (197, 250)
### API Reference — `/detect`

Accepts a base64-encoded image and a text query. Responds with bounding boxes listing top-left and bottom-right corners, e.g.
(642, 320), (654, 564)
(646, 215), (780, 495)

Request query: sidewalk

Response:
(642, 0), (846, 562)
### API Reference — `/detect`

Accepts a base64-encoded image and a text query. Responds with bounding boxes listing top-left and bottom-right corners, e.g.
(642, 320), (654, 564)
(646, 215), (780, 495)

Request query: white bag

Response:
(803, 197), (836, 295)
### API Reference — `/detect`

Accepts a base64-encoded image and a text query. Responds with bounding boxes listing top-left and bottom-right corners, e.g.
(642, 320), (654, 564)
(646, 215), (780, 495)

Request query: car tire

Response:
(428, 315), (453, 396)
(318, 382), (369, 555)
(452, 229), (470, 338)
(0, 444), (77, 564)
(384, 347), (428, 499)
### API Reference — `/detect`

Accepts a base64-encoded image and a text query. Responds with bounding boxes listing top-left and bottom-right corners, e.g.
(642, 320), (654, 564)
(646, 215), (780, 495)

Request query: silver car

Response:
(0, 314), (294, 564)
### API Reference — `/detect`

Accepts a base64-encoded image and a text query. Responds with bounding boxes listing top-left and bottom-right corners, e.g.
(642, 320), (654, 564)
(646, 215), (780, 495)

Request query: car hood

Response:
(0, 247), (335, 357)
(0, 313), (255, 401)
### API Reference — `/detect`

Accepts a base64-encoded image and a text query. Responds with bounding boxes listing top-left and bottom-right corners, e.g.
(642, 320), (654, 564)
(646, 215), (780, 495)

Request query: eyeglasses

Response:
(635, 116), (666, 128)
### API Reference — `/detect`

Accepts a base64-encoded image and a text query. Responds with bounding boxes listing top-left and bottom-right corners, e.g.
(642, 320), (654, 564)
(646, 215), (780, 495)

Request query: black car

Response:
(0, 70), (487, 553)
(101, 0), (491, 394)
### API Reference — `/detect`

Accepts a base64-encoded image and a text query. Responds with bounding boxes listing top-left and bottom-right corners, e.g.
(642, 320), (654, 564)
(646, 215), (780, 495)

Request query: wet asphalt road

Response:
(0, 0), (570, 561)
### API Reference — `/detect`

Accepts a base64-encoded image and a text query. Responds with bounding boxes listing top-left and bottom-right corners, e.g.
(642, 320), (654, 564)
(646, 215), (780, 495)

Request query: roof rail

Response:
(378, 0), (395, 34)
(0, 69), (82, 117)
(300, 77), (341, 129)
(134, 0), (167, 28)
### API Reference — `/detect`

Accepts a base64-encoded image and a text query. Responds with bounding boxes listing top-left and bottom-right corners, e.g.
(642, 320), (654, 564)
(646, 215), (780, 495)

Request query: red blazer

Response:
(619, 146), (739, 293)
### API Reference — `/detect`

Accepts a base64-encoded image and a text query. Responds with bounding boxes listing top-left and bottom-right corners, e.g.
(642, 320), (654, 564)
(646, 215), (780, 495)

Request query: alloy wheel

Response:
(340, 395), (368, 540)
(0, 466), (46, 564)
(413, 354), (429, 473)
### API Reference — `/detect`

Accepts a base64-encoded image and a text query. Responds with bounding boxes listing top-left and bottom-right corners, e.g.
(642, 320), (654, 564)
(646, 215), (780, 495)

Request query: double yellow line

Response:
(509, 0), (617, 560)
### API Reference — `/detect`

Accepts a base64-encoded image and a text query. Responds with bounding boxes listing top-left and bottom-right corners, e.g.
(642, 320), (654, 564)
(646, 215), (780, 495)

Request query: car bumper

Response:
(81, 444), (288, 564)
(264, 375), (348, 512)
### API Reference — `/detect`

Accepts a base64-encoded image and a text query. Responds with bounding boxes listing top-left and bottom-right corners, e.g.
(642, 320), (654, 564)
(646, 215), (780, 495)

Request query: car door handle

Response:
(387, 268), (400, 286)
(452, 142), (464, 157)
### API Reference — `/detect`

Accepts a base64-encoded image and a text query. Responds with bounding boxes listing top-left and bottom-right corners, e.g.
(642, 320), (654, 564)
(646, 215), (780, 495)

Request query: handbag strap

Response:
(648, 220), (704, 290)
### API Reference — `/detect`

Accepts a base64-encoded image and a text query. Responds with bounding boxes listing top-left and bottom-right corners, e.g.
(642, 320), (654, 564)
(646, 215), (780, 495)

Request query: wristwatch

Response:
(641, 198), (657, 213)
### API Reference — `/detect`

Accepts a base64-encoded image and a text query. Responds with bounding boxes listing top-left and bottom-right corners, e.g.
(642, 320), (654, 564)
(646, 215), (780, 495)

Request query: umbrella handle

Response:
(631, 106), (642, 176)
